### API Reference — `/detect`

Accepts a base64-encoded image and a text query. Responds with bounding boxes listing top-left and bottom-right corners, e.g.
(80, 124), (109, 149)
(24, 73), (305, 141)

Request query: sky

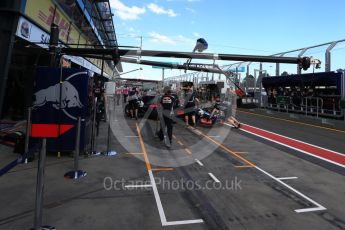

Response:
(109, 0), (345, 80)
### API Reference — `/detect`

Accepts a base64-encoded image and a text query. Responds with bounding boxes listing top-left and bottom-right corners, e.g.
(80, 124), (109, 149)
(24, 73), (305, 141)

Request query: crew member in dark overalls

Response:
(160, 89), (177, 148)
(94, 80), (104, 102)
(210, 95), (221, 118)
(94, 80), (105, 135)
(128, 87), (139, 119)
(184, 86), (199, 126)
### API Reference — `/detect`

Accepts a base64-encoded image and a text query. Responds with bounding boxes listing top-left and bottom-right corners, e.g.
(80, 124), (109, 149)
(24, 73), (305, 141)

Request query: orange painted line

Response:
(152, 168), (175, 172)
(173, 135), (193, 156)
(125, 153), (144, 155)
(136, 123), (152, 171)
(184, 148), (192, 155)
(193, 127), (256, 167)
(177, 141), (184, 146)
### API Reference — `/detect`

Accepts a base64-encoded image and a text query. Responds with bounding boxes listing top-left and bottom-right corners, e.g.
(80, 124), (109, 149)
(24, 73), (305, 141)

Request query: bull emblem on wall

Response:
(33, 81), (83, 109)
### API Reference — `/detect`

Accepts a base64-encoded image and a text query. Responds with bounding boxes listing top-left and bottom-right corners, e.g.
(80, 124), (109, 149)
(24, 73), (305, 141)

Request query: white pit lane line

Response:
(277, 177), (298, 180)
(124, 184), (152, 188)
(212, 123), (327, 213)
(137, 124), (203, 226)
(255, 166), (326, 213)
(148, 170), (204, 226)
(208, 173), (221, 183)
(195, 159), (204, 166)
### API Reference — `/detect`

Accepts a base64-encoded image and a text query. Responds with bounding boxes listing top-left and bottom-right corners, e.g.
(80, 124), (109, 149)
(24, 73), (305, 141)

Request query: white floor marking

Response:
(255, 166), (326, 213)
(149, 170), (167, 224)
(295, 207), (326, 213)
(195, 159), (204, 166)
(125, 184), (152, 188)
(148, 170), (204, 226)
(125, 136), (139, 138)
(197, 124), (328, 213)
(208, 135), (220, 138)
(163, 219), (204, 226)
(277, 177), (298, 180)
(208, 173), (221, 183)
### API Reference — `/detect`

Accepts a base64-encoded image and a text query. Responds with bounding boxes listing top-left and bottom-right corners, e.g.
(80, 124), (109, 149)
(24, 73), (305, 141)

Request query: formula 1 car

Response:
(124, 95), (159, 119)
(196, 107), (225, 126)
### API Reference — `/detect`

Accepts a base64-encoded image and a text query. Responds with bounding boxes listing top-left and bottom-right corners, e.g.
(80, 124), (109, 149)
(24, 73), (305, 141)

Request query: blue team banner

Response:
(31, 67), (92, 151)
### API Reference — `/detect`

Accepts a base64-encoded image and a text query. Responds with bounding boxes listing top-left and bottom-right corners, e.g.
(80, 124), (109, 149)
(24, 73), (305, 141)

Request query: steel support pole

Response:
(74, 117), (81, 178)
(61, 47), (309, 66)
(162, 68), (165, 90)
(91, 97), (97, 153)
(63, 115), (86, 180)
(24, 107), (32, 164)
(246, 62), (252, 77)
(33, 138), (46, 230)
(259, 63), (263, 107)
(106, 97), (111, 155)
(275, 54), (285, 76)
(236, 63), (242, 85)
(212, 59), (215, 81)
(325, 42), (338, 72)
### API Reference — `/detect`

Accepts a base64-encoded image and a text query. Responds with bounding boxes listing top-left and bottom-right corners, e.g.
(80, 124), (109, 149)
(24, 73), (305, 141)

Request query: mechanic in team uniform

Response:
(210, 95), (221, 119)
(128, 87), (139, 119)
(160, 88), (177, 148)
(184, 86), (199, 126)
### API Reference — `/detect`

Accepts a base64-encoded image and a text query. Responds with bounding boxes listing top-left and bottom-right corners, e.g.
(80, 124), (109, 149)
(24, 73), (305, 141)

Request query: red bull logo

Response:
(33, 81), (83, 109)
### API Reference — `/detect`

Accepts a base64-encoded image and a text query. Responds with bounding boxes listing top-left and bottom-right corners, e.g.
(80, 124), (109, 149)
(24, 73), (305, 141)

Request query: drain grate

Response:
(228, 212), (280, 223)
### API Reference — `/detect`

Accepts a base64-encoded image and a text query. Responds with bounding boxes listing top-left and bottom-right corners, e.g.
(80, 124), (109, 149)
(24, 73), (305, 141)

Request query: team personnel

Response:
(94, 80), (104, 101)
(160, 88), (177, 148)
(210, 95), (221, 118)
(184, 86), (199, 126)
(224, 88), (241, 128)
(128, 87), (139, 119)
(93, 80), (105, 129)
(115, 86), (122, 106)
(227, 116), (241, 128)
(122, 86), (129, 103)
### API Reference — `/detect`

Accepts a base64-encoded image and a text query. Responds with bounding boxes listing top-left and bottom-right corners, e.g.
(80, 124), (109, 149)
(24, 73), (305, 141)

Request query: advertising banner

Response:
(25, 0), (86, 45)
(16, 16), (109, 77)
(31, 67), (92, 151)
(24, 0), (113, 76)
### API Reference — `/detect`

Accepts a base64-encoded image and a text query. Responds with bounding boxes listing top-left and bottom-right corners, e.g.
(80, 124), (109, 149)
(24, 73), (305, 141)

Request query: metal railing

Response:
(265, 96), (343, 118)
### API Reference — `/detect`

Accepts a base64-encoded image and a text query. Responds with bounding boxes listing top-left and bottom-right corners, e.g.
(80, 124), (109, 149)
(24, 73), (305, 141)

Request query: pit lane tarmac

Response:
(1, 104), (345, 230)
